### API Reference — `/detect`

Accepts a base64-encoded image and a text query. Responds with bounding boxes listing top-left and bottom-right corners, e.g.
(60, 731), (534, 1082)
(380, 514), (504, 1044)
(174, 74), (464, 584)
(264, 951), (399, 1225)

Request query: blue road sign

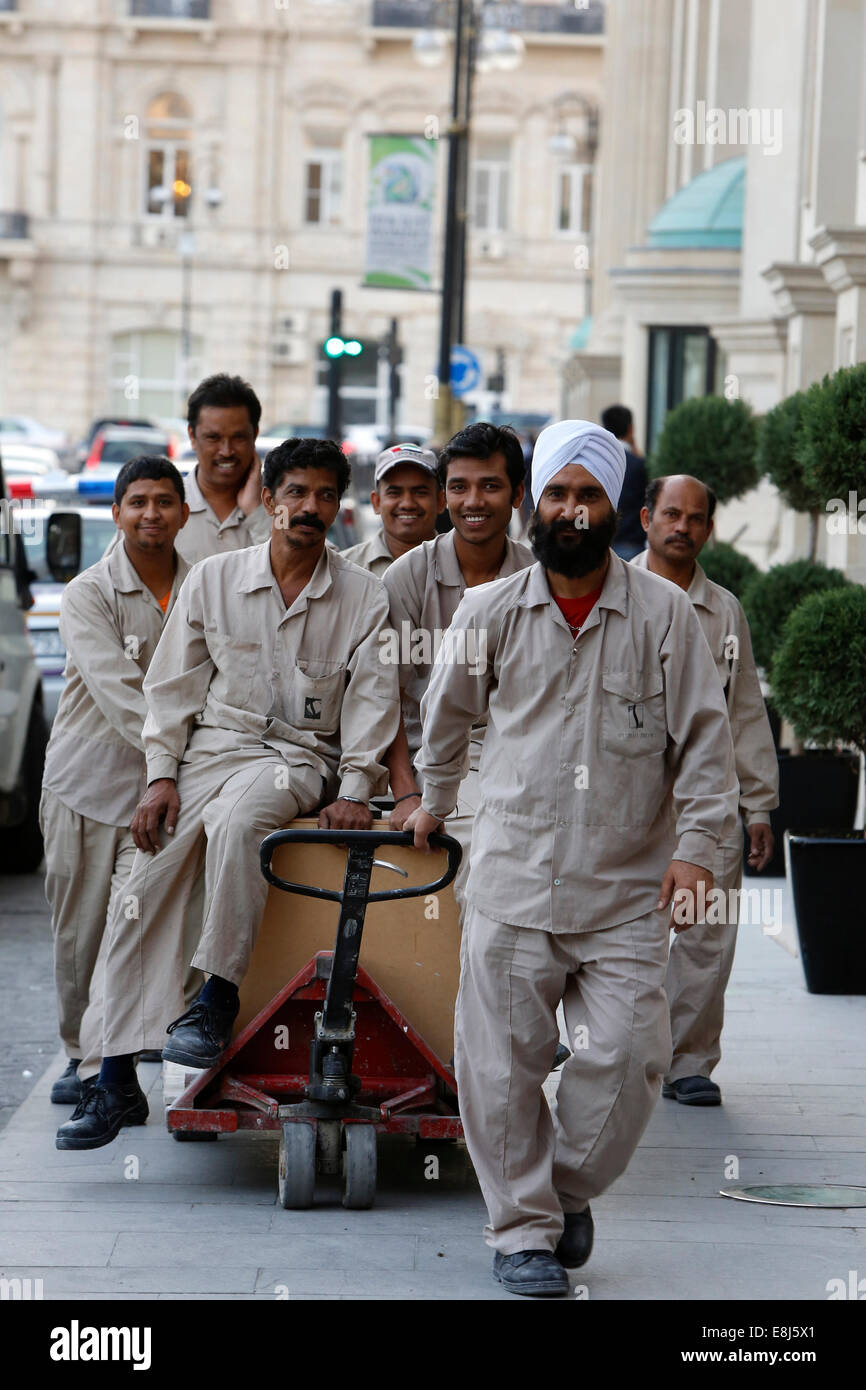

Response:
(449, 345), (483, 397)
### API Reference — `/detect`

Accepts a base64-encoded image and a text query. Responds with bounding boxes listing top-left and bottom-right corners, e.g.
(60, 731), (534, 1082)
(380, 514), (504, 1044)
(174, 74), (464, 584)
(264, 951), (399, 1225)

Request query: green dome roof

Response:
(648, 156), (745, 249)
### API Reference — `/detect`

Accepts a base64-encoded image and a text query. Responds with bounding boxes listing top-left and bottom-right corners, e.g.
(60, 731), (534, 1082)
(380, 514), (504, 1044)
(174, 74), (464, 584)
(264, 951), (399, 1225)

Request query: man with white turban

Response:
(405, 420), (739, 1298)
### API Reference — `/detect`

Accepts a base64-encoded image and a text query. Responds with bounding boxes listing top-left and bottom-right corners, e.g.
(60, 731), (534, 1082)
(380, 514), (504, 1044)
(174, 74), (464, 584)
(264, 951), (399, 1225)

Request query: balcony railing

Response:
(0, 212), (29, 239)
(129, 0), (210, 18)
(371, 0), (604, 34)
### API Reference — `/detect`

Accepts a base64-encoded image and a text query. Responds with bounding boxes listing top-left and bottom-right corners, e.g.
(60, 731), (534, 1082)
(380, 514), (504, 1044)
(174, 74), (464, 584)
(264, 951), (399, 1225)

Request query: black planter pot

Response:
(786, 830), (866, 994)
(743, 750), (860, 877)
(765, 700), (782, 751)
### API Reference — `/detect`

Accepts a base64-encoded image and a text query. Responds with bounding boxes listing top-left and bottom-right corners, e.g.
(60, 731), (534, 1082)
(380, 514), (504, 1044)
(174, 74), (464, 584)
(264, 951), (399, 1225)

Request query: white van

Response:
(0, 451), (47, 873)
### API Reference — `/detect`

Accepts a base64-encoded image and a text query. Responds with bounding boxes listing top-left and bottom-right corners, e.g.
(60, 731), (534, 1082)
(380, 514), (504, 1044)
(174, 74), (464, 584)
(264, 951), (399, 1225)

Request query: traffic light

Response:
(323, 336), (362, 358)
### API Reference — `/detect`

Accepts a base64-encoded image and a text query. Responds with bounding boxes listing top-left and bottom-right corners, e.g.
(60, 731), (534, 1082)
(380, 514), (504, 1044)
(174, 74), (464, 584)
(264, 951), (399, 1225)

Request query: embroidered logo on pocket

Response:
(627, 701), (645, 730)
(304, 697), (322, 720)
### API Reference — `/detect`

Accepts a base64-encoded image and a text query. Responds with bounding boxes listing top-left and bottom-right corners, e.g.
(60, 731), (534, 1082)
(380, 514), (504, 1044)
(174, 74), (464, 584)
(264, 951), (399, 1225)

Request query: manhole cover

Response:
(720, 1184), (866, 1208)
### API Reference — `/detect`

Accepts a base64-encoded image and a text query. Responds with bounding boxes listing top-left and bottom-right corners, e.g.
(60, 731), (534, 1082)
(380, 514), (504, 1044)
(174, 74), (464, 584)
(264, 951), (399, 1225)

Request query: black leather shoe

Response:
(662, 1075), (722, 1106)
(551, 1043), (570, 1072)
(554, 1207), (594, 1268)
(137, 1050), (163, 1064)
(55, 1078), (148, 1150)
(50, 1058), (82, 1105)
(493, 1250), (569, 1298)
(163, 998), (238, 1069)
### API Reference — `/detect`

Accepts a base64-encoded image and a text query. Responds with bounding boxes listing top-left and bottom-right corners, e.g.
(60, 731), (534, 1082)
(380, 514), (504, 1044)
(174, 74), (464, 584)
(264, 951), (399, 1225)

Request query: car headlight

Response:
(29, 629), (66, 659)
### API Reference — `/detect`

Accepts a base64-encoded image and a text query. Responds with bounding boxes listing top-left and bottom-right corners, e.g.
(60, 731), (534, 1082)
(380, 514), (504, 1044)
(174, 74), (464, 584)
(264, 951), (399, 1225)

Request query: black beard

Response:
(529, 507), (618, 577)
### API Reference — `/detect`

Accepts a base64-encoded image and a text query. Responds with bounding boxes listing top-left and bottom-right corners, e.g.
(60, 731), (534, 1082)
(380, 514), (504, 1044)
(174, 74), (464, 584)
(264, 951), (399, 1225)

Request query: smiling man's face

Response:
(372, 464), (443, 549)
(190, 404), (258, 495)
(444, 451), (523, 546)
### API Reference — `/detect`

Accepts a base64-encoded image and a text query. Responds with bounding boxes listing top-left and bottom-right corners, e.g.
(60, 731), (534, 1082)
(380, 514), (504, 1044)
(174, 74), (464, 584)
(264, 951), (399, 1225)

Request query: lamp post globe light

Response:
(150, 178), (223, 409)
(413, 1), (524, 440)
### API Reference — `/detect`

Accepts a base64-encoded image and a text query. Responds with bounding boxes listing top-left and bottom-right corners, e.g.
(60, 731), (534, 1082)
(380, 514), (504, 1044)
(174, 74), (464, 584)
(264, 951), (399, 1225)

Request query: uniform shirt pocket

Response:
(206, 632), (263, 709)
(601, 669), (667, 756)
(290, 662), (347, 734)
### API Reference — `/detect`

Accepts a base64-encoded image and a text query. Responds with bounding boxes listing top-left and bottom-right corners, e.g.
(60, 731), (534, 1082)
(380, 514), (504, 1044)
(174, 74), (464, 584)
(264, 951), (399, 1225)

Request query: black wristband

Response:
(393, 792), (421, 805)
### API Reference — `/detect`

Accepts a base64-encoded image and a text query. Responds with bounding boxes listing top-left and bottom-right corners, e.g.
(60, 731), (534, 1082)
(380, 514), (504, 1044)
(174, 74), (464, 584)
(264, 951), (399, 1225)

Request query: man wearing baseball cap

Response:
(341, 443), (443, 577)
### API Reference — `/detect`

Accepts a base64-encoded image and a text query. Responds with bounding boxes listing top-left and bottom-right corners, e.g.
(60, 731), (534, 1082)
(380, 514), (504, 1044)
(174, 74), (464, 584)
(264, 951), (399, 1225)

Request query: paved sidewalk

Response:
(1, 875), (864, 1301)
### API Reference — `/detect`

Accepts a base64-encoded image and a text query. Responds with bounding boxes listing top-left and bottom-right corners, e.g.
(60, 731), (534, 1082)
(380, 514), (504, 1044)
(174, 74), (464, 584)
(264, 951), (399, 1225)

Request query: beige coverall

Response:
(340, 528), (395, 579)
(97, 541), (399, 1060)
(416, 554), (739, 1253)
(631, 551), (779, 1081)
(40, 542), (190, 1058)
(383, 530), (533, 906)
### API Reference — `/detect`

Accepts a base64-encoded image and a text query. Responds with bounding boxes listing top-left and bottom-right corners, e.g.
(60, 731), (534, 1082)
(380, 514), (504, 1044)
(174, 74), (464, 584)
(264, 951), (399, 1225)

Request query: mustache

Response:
(289, 514), (326, 532)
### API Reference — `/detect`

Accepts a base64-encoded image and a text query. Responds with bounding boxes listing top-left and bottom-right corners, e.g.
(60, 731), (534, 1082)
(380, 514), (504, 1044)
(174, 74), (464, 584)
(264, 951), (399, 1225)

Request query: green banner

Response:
(364, 135), (436, 291)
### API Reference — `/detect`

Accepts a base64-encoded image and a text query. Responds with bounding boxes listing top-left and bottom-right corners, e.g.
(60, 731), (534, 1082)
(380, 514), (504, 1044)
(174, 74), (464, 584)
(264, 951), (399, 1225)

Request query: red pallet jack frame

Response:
(167, 828), (463, 1209)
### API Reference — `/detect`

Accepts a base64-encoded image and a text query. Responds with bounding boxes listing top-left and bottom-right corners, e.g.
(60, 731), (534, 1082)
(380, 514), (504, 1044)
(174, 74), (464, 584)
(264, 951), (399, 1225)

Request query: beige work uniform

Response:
(39, 543), (189, 1058)
(631, 551), (779, 1080)
(99, 542), (399, 1059)
(383, 530), (533, 908)
(416, 554), (739, 1252)
(340, 528), (396, 578)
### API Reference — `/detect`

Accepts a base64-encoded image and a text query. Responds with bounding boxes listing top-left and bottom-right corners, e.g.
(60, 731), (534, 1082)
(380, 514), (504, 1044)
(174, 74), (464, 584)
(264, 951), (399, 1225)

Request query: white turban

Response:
(530, 419), (627, 509)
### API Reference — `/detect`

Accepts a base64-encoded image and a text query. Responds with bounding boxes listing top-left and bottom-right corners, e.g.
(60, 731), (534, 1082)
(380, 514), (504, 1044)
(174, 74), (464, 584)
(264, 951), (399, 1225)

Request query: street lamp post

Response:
(435, 0), (474, 442)
(416, 1), (524, 442)
(150, 180), (223, 412)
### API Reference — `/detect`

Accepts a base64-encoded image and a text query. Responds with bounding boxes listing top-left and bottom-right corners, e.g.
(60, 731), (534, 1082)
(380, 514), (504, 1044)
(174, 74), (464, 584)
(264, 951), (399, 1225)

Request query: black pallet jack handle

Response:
(259, 829), (462, 1065)
(259, 828), (461, 903)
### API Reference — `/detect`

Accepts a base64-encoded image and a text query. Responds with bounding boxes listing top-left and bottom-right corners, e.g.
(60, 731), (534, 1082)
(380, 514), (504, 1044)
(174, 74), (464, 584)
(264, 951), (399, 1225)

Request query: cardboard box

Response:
(236, 819), (461, 1066)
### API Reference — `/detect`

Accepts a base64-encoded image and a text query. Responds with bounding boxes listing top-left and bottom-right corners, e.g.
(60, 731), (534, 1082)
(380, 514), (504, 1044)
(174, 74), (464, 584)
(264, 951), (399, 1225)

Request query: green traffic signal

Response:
(324, 337), (363, 358)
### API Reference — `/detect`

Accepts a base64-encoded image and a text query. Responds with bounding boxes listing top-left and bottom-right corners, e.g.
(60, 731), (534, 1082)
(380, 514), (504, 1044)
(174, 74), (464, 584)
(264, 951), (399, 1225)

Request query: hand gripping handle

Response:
(259, 828), (462, 903)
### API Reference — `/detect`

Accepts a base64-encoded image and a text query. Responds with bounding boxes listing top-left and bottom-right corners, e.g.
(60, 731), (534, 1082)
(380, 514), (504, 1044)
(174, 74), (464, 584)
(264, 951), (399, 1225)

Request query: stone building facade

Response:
(568, 0), (866, 579)
(0, 0), (604, 439)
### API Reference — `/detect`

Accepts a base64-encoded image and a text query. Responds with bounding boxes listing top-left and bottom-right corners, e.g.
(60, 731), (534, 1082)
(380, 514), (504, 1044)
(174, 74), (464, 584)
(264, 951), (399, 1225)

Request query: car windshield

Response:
(100, 439), (165, 465)
(22, 514), (119, 583)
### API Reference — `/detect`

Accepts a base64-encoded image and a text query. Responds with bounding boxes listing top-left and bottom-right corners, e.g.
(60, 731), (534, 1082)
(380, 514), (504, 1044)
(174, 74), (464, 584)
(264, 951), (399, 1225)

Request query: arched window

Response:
(144, 93), (193, 219)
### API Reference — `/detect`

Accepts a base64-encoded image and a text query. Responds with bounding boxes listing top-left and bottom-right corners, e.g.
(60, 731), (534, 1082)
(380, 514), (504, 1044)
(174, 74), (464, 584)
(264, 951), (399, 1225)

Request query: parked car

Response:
(17, 505), (119, 723)
(84, 425), (173, 472)
(73, 416), (160, 471)
(0, 454), (47, 872)
(0, 414), (68, 453)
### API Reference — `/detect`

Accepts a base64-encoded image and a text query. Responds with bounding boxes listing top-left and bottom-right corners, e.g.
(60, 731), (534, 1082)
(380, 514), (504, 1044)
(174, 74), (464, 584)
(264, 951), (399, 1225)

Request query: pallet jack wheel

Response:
(172, 1130), (218, 1142)
(279, 1121), (316, 1209)
(342, 1123), (377, 1210)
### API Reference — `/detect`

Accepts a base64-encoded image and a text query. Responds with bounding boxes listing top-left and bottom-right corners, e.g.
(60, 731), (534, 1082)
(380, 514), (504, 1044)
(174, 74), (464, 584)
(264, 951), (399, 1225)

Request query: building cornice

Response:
(707, 317), (788, 355)
(810, 226), (866, 292)
(762, 262), (836, 317)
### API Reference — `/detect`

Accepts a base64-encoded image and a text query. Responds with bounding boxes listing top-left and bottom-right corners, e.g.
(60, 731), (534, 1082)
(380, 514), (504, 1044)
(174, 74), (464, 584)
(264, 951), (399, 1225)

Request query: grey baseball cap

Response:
(374, 442), (439, 488)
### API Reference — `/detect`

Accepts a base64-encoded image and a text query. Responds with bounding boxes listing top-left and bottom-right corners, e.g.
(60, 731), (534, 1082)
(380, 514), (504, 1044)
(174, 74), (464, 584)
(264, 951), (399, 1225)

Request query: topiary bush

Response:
(771, 586), (866, 757)
(798, 363), (866, 509)
(741, 559), (851, 672)
(757, 390), (823, 558)
(699, 540), (759, 600)
(650, 395), (760, 503)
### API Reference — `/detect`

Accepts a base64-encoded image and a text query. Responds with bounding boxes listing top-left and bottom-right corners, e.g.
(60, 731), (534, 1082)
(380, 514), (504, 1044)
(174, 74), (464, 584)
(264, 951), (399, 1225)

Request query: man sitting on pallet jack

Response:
(405, 420), (739, 1297)
(57, 437), (400, 1150)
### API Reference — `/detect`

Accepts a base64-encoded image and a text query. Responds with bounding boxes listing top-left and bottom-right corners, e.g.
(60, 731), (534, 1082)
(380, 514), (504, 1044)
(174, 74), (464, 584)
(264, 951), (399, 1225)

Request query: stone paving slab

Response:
(1, 874), (864, 1301)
